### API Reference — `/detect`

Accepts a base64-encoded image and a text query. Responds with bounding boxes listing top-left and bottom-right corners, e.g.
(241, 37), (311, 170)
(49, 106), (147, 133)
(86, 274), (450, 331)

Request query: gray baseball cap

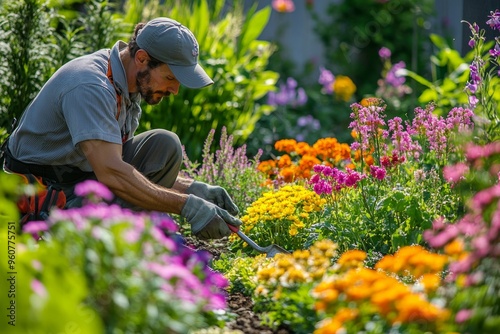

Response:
(136, 17), (214, 89)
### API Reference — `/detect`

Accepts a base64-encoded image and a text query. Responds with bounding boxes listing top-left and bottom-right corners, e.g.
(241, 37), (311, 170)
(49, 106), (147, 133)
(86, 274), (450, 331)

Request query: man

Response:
(3, 17), (242, 240)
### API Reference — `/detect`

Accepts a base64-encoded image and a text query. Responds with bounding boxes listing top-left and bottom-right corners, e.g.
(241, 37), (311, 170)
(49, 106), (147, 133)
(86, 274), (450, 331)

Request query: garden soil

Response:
(185, 236), (292, 334)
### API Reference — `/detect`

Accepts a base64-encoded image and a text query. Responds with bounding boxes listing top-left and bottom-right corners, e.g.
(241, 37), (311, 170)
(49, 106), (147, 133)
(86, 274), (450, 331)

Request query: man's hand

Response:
(186, 181), (239, 216)
(180, 194), (242, 240)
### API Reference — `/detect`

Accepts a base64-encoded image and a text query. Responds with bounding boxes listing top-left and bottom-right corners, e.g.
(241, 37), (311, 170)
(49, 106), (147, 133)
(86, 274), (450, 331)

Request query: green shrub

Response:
(0, 0), (59, 130)
(0, 0), (125, 134)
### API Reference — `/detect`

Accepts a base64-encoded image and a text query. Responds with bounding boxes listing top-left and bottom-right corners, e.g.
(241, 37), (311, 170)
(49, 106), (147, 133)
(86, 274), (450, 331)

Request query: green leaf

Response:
(238, 5), (271, 58)
(418, 88), (439, 103)
(429, 33), (449, 50)
(399, 68), (434, 89)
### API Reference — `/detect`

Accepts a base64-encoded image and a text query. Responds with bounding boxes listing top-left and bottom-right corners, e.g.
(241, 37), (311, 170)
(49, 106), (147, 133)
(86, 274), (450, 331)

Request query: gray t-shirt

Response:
(8, 41), (141, 172)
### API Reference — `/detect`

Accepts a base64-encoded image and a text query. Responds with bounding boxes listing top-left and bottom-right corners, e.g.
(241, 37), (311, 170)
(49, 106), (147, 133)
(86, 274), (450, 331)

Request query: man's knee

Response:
(151, 129), (182, 165)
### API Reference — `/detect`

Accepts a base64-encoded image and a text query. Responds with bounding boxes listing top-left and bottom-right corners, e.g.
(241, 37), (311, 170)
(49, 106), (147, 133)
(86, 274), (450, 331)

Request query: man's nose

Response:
(168, 82), (180, 95)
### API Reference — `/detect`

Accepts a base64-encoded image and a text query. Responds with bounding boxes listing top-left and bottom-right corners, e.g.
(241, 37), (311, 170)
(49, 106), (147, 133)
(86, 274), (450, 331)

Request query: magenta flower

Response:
(75, 180), (114, 202)
(378, 47), (391, 59)
(23, 220), (49, 234)
(370, 165), (386, 180)
(490, 43), (500, 57)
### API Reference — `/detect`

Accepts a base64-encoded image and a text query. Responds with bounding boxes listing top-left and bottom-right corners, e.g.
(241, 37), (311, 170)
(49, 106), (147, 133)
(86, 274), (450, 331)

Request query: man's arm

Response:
(172, 175), (195, 193)
(79, 139), (186, 214)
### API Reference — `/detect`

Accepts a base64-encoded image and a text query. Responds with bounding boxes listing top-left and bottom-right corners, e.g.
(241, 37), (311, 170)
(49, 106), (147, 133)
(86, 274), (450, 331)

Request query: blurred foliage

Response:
(308, 0), (436, 98)
(401, 34), (475, 115)
(0, 0), (124, 134)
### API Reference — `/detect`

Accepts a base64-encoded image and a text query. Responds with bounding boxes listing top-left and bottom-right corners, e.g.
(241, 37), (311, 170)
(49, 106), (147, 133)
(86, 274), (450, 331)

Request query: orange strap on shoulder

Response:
(106, 58), (122, 121)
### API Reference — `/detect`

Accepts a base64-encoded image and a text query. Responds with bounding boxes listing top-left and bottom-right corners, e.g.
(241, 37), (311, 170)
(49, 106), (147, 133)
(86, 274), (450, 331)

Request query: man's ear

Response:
(135, 49), (150, 67)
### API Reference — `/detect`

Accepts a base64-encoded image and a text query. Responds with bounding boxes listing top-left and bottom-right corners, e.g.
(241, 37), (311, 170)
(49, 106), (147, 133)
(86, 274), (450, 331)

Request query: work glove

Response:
(186, 181), (239, 216)
(180, 194), (242, 240)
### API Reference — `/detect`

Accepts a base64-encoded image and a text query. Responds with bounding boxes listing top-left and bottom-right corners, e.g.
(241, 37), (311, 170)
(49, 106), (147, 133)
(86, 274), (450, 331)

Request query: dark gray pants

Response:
(65, 129), (183, 209)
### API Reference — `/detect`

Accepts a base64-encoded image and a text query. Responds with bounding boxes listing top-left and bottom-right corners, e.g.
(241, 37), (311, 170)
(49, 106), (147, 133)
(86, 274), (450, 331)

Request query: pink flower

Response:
(30, 279), (48, 298)
(424, 224), (459, 248)
(455, 309), (473, 323)
(272, 0), (295, 13)
(23, 221), (49, 234)
(470, 184), (500, 211)
(443, 163), (469, 183)
(378, 47), (391, 59)
(75, 180), (114, 202)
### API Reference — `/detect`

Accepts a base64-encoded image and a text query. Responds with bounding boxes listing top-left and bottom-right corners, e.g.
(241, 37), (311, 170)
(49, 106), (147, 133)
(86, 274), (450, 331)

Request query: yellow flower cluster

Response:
(240, 185), (326, 237)
(333, 75), (357, 102)
(255, 239), (338, 297)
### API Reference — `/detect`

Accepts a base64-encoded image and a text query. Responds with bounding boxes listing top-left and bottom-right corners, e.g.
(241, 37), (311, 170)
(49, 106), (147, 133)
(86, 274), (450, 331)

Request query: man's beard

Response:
(136, 69), (169, 105)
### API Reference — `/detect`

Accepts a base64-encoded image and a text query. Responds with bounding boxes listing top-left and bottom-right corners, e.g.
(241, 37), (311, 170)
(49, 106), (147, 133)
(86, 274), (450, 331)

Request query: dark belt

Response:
(4, 148), (94, 184)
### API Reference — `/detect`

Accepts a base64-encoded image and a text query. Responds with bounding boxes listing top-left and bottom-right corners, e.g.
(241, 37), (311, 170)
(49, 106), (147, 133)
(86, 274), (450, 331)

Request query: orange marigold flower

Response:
(333, 307), (359, 323)
(361, 97), (383, 107)
(351, 130), (358, 139)
(280, 166), (296, 183)
(338, 143), (352, 161)
(318, 288), (339, 303)
(277, 154), (292, 168)
(345, 285), (372, 300)
(444, 238), (464, 257)
(420, 273), (441, 292)
(275, 139), (297, 153)
(394, 294), (449, 323)
(314, 318), (343, 334)
(375, 254), (395, 271)
(258, 160), (276, 174)
(337, 250), (367, 268)
(295, 141), (313, 156)
(364, 155), (374, 166)
(354, 150), (362, 161)
(299, 154), (321, 171)
(345, 163), (356, 170)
